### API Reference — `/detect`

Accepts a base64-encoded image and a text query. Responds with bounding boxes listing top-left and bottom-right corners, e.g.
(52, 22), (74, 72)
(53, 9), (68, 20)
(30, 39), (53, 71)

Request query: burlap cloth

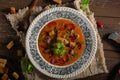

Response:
(6, 0), (108, 79)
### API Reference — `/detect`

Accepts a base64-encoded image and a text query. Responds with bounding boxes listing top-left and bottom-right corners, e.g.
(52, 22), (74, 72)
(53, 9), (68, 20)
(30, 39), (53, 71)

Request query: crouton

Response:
(12, 72), (19, 79)
(6, 41), (14, 49)
(0, 58), (7, 68)
(10, 7), (16, 14)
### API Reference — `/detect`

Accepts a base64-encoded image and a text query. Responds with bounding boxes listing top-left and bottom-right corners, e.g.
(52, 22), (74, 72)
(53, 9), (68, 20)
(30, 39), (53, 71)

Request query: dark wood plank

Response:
(105, 51), (120, 70)
(90, 0), (120, 17)
(0, 0), (32, 10)
(95, 17), (120, 50)
(0, 0), (73, 13)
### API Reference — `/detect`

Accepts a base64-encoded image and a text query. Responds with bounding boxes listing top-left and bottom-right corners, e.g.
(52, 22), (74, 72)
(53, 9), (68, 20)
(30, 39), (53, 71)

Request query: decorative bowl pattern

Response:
(26, 7), (97, 78)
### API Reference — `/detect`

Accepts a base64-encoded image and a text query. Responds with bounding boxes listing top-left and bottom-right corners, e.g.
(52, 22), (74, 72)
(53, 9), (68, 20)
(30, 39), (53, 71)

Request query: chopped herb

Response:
(52, 48), (59, 55)
(56, 42), (64, 49)
(52, 42), (65, 56)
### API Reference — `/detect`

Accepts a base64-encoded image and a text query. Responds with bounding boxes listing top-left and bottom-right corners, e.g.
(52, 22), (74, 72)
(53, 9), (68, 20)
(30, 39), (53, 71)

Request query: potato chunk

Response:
(70, 41), (76, 48)
(49, 30), (55, 36)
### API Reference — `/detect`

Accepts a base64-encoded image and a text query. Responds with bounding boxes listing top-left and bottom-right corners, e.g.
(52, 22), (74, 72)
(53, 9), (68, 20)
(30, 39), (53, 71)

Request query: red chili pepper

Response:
(96, 21), (103, 28)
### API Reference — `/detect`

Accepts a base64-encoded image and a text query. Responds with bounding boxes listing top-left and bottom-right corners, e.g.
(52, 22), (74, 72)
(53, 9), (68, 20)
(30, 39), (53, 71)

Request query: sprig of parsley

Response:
(52, 42), (65, 56)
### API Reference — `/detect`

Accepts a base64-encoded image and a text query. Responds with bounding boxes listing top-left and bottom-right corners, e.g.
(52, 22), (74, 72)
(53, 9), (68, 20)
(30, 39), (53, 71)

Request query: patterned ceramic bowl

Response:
(26, 7), (97, 78)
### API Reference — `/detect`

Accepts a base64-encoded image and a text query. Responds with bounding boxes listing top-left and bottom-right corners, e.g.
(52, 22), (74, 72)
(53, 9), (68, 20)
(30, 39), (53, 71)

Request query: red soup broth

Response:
(38, 19), (85, 66)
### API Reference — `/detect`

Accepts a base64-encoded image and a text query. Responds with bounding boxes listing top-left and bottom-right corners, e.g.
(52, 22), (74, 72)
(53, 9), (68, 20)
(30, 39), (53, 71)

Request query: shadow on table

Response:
(102, 33), (120, 53)
(102, 33), (120, 80)
(107, 62), (120, 80)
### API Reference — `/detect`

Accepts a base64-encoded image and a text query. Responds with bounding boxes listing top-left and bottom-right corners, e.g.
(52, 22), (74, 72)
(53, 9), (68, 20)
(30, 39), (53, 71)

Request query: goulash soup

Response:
(38, 19), (85, 66)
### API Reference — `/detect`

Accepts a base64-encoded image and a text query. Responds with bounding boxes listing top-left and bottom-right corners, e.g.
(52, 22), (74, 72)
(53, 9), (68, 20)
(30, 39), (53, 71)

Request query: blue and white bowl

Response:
(26, 7), (97, 78)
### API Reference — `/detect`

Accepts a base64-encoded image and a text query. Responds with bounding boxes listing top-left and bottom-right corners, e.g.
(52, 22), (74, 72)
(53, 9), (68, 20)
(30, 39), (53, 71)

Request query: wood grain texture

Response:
(90, 0), (120, 17)
(0, 0), (120, 80)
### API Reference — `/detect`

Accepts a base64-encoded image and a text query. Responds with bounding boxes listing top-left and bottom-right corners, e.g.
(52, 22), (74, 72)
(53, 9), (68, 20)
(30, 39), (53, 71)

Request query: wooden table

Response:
(0, 0), (120, 80)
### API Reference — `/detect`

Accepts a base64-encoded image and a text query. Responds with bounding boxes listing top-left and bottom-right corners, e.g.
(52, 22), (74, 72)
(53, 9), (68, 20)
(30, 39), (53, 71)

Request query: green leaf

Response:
(56, 42), (65, 49)
(60, 49), (65, 55)
(52, 42), (65, 56)
(56, 42), (62, 49)
(21, 57), (34, 73)
(27, 64), (33, 72)
(53, 48), (59, 55)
